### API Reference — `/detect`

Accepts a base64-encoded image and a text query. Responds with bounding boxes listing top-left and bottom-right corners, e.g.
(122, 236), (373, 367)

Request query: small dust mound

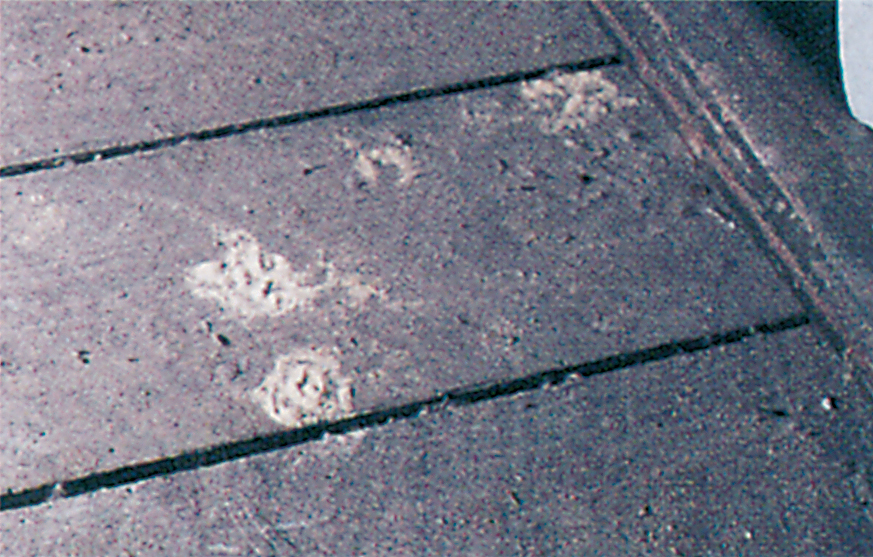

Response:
(250, 346), (353, 427)
(341, 134), (420, 187)
(185, 228), (336, 319)
(520, 69), (639, 134)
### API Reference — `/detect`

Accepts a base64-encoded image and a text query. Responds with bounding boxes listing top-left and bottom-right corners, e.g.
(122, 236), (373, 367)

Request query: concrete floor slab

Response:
(3, 326), (867, 556)
(1, 1), (615, 166)
(1, 64), (803, 491)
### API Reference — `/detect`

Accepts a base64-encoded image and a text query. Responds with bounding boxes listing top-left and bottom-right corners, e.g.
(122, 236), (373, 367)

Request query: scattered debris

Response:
(250, 345), (354, 427)
(340, 133), (421, 187)
(185, 228), (337, 319)
(520, 69), (639, 135)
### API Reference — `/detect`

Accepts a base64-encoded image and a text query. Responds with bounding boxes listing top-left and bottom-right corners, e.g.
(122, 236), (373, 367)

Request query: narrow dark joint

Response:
(1, 484), (56, 511)
(0, 311), (809, 513)
(0, 54), (622, 179)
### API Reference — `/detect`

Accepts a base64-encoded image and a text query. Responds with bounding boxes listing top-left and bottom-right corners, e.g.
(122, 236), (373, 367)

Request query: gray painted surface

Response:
(1, 62), (801, 491)
(0, 2), (614, 166)
(2, 2), (871, 554)
(3, 327), (867, 556)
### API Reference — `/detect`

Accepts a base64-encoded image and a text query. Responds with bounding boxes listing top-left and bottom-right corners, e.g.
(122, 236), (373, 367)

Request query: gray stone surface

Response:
(3, 327), (868, 556)
(0, 1), (614, 166)
(3, 3), (871, 552)
(1, 63), (802, 491)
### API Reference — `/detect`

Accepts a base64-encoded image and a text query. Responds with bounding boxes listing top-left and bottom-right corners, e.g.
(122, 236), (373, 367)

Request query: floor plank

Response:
(3, 327), (866, 556)
(2, 62), (802, 491)
(1, 2), (614, 166)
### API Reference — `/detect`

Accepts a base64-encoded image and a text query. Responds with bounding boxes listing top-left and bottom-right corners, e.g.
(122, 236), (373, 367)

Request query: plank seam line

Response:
(1, 312), (811, 512)
(0, 54), (622, 179)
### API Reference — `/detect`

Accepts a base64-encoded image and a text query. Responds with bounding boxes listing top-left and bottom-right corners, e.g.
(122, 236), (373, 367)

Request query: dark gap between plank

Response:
(2, 312), (810, 512)
(0, 54), (622, 179)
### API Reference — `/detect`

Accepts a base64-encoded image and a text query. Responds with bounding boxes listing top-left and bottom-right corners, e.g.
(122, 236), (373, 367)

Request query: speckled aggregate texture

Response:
(2, 1), (871, 555)
(1, 63), (801, 491)
(0, 2), (614, 165)
(3, 328), (869, 556)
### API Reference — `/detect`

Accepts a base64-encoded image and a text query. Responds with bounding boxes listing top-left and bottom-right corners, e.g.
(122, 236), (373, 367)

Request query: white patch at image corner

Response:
(250, 345), (353, 428)
(184, 228), (337, 319)
(520, 69), (639, 135)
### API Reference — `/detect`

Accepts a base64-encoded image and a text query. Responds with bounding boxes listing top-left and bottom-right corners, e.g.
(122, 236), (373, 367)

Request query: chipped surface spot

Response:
(339, 274), (383, 308)
(185, 228), (382, 318)
(354, 151), (379, 185)
(185, 228), (337, 319)
(459, 96), (506, 136)
(341, 134), (420, 187)
(250, 345), (353, 427)
(368, 143), (419, 186)
(520, 69), (639, 134)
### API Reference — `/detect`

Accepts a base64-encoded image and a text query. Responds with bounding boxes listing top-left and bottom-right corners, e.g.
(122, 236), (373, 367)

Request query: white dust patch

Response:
(520, 69), (639, 134)
(185, 228), (385, 318)
(339, 274), (383, 308)
(250, 345), (353, 427)
(3, 193), (72, 251)
(340, 134), (420, 187)
(185, 228), (336, 319)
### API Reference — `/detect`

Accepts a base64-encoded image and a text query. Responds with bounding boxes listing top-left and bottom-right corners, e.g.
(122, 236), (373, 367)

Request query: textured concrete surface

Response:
(606, 0), (873, 370)
(1, 1), (614, 166)
(1, 62), (802, 491)
(3, 326), (868, 556)
(3, 2), (872, 555)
